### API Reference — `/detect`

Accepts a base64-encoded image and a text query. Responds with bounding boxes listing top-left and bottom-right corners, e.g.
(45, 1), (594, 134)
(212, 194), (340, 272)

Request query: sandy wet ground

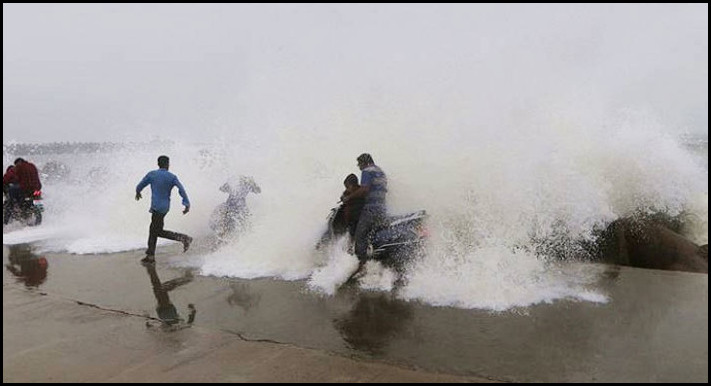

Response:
(3, 243), (708, 382)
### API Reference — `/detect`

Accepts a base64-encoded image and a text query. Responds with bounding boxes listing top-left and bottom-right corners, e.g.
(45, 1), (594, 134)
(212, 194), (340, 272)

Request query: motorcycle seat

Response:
(386, 210), (427, 227)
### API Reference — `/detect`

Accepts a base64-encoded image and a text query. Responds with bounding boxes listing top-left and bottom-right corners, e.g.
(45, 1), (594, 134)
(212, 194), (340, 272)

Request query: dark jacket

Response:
(342, 189), (365, 228)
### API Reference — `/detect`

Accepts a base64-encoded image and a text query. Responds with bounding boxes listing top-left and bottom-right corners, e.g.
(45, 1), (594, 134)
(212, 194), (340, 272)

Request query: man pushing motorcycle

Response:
(341, 153), (388, 278)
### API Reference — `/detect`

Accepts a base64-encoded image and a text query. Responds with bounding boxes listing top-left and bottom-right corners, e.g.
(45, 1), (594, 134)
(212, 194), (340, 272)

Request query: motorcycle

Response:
(3, 190), (43, 227)
(317, 203), (429, 268)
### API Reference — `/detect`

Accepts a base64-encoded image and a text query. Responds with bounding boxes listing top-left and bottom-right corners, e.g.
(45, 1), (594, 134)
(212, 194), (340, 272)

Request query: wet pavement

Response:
(3, 287), (491, 383)
(3, 243), (708, 382)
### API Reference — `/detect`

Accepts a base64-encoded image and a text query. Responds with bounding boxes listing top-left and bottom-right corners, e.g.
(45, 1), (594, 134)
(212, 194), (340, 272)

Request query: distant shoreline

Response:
(2, 140), (177, 156)
(4, 133), (706, 156)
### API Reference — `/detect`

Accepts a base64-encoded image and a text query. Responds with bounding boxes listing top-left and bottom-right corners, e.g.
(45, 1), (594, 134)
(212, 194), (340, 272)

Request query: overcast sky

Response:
(3, 3), (708, 143)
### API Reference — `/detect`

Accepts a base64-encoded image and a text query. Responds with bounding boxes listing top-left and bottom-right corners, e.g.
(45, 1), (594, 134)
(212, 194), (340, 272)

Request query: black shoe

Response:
(183, 236), (193, 252)
(141, 255), (155, 265)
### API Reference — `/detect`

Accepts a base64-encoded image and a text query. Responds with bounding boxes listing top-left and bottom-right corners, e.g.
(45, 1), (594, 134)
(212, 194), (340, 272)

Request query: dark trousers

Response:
(146, 211), (189, 256)
(354, 207), (386, 262)
(8, 184), (22, 204)
(3, 185), (25, 225)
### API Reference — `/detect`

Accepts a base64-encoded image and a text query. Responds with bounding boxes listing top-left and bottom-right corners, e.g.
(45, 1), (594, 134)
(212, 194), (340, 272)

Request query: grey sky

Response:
(3, 3), (708, 143)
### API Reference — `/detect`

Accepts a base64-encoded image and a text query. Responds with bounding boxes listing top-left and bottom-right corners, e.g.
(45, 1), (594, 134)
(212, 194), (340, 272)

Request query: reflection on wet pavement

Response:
(5, 244), (48, 288)
(334, 292), (413, 356)
(143, 263), (196, 328)
(226, 282), (261, 313)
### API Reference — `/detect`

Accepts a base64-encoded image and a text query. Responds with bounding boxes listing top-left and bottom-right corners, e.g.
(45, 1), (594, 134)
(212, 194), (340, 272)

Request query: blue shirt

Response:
(360, 165), (387, 211)
(136, 168), (190, 214)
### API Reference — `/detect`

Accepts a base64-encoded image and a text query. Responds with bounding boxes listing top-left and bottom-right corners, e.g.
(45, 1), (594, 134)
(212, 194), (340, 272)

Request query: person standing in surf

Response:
(135, 155), (192, 264)
(342, 153), (388, 275)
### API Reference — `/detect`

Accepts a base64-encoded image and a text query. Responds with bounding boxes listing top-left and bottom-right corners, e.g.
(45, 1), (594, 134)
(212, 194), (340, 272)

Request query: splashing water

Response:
(3, 111), (707, 311)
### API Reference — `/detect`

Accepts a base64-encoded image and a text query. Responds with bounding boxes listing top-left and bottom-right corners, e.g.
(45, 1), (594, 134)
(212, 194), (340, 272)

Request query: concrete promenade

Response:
(3, 286), (493, 383)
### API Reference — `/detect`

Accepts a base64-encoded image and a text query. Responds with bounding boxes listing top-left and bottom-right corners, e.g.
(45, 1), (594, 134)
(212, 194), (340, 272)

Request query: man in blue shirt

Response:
(342, 153), (388, 272)
(135, 155), (192, 264)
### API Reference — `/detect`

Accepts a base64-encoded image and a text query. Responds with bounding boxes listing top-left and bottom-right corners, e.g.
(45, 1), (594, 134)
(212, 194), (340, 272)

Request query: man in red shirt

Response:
(3, 165), (18, 196)
(13, 158), (42, 198)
